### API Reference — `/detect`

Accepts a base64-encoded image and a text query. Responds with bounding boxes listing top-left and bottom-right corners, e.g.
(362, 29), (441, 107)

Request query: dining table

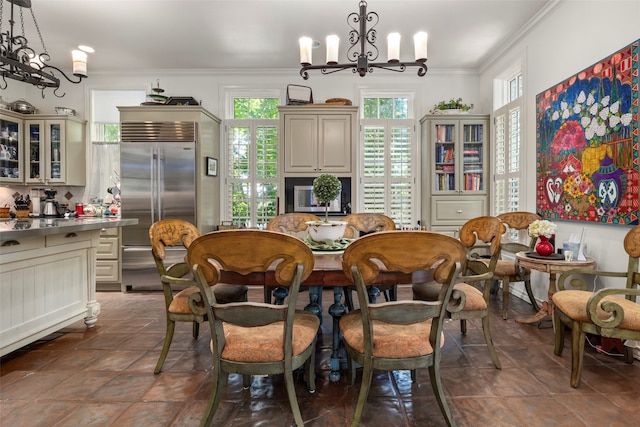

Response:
(219, 248), (432, 382)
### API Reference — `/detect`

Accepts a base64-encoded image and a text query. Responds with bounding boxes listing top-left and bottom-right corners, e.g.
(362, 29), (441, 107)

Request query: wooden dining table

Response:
(219, 250), (432, 382)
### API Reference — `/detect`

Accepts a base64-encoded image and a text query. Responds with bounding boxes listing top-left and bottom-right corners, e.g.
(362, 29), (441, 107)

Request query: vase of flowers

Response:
(306, 174), (347, 243)
(528, 219), (557, 256)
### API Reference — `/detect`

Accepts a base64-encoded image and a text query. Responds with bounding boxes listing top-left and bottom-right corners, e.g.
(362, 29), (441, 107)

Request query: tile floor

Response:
(1, 286), (639, 426)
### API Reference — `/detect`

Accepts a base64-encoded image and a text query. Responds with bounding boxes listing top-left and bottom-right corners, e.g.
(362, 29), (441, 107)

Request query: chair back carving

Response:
(266, 213), (321, 236)
(149, 219), (200, 263)
(497, 211), (541, 252)
(342, 213), (396, 239)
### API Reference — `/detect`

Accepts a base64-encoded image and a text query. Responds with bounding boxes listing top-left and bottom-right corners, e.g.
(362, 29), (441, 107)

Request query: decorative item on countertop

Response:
(0, 204), (10, 218)
(55, 107), (76, 116)
(306, 173), (347, 242)
(528, 219), (557, 256)
(429, 97), (474, 114)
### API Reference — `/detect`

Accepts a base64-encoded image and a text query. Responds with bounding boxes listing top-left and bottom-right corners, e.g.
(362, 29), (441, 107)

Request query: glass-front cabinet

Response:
(24, 116), (85, 186)
(0, 110), (23, 184)
(420, 114), (489, 237)
(431, 117), (487, 194)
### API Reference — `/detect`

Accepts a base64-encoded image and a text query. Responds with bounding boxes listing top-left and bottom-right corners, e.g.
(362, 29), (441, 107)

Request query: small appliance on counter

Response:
(43, 189), (61, 217)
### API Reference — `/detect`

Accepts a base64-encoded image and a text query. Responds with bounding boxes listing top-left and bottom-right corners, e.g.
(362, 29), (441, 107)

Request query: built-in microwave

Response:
(293, 185), (342, 213)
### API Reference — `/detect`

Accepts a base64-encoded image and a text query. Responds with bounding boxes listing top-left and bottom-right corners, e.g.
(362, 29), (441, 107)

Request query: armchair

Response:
(149, 219), (248, 374)
(340, 230), (466, 426)
(494, 212), (542, 319)
(185, 229), (319, 426)
(552, 224), (640, 387)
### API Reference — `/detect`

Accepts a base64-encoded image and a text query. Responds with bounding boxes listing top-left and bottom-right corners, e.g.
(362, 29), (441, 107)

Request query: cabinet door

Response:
(0, 114), (23, 184)
(45, 120), (65, 184)
(318, 115), (351, 172)
(432, 120), (457, 193)
(284, 115), (318, 172)
(25, 121), (44, 184)
(460, 121), (486, 193)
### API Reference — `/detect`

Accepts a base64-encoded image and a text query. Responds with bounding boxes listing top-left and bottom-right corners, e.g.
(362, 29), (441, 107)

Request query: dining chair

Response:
(552, 224), (640, 388)
(414, 216), (504, 369)
(494, 211), (542, 319)
(182, 229), (319, 427)
(265, 212), (322, 304)
(341, 212), (397, 311)
(340, 230), (467, 427)
(149, 219), (248, 374)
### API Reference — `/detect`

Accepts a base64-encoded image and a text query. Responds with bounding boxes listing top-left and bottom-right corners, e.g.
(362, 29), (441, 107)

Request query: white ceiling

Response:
(4, 0), (556, 74)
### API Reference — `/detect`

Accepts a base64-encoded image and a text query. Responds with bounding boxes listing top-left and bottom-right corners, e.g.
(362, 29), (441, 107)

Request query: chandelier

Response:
(0, 0), (89, 97)
(299, 1), (428, 79)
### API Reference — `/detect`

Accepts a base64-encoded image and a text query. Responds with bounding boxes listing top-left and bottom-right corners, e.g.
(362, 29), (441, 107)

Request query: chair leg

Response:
(481, 315), (501, 369)
(553, 307), (565, 356)
(428, 365), (455, 427)
(199, 368), (225, 427)
(242, 375), (252, 389)
(284, 364), (304, 427)
(351, 359), (373, 427)
(523, 278), (540, 312)
(344, 287), (355, 312)
(570, 320), (586, 388)
(154, 319), (175, 374)
(192, 321), (200, 339)
(305, 340), (317, 392)
(460, 319), (467, 335)
(502, 277), (511, 320)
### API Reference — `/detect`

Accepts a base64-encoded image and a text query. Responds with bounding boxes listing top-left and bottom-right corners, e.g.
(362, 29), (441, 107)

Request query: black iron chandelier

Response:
(0, 0), (89, 97)
(299, 1), (428, 79)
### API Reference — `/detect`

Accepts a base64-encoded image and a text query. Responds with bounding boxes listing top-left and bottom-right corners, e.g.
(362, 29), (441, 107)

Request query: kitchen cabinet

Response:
(0, 110), (24, 184)
(279, 105), (357, 174)
(24, 115), (86, 186)
(96, 226), (122, 291)
(420, 114), (489, 237)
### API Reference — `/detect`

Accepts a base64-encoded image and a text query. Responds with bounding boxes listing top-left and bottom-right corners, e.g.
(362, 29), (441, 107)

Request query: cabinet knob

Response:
(456, 210), (463, 214)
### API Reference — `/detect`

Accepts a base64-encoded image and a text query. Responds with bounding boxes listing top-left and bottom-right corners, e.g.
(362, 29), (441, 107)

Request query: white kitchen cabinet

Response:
(24, 115), (86, 186)
(0, 110), (24, 184)
(279, 105), (357, 174)
(96, 226), (122, 291)
(420, 114), (489, 234)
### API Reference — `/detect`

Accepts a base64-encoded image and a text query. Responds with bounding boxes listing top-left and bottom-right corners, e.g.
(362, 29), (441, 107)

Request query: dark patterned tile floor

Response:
(1, 286), (639, 426)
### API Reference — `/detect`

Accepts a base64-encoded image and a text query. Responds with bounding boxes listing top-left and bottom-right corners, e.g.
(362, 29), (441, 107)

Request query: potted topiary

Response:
(306, 173), (347, 242)
(429, 97), (474, 114)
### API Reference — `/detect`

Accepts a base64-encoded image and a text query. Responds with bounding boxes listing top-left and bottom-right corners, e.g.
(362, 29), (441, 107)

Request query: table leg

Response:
(328, 286), (347, 382)
(305, 286), (323, 326)
(515, 273), (556, 324)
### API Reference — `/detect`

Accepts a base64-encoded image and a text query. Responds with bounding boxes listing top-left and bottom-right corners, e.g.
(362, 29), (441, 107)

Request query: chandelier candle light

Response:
(299, 1), (428, 79)
(0, 0), (92, 97)
(528, 219), (557, 257)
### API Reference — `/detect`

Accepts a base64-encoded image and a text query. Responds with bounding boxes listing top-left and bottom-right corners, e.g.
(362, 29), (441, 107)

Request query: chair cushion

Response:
(552, 290), (640, 331)
(454, 282), (487, 311)
(211, 311), (320, 363)
(168, 284), (248, 314)
(339, 312), (444, 358)
(494, 260), (529, 277)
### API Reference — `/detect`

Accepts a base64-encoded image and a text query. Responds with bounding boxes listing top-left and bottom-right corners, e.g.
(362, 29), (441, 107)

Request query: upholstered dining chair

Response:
(265, 212), (321, 303)
(149, 219), (248, 374)
(341, 212), (397, 311)
(552, 224), (640, 388)
(413, 216), (504, 369)
(494, 211), (542, 319)
(340, 230), (467, 427)
(183, 229), (319, 427)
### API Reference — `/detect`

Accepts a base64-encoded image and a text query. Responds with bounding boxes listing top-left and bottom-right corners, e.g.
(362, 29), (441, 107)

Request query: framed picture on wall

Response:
(206, 157), (218, 177)
(535, 39), (639, 226)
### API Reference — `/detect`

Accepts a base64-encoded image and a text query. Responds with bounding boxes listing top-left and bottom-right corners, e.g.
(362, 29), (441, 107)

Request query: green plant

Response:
(313, 173), (342, 222)
(429, 97), (474, 114)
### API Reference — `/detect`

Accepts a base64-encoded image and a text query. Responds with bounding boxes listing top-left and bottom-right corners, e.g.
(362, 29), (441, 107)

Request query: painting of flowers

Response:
(536, 39), (639, 226)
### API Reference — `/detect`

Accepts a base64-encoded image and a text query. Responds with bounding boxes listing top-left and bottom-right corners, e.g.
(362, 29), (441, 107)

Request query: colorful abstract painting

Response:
(536, 39), (639, 225)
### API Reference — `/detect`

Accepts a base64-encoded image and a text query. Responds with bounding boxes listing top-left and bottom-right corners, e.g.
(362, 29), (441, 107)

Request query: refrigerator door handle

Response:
(151, 147), (158, 223)
(157, 146), (164, 221)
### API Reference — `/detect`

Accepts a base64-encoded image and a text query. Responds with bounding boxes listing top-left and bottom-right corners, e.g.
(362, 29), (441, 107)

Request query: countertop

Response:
(0, 217), (138, 240)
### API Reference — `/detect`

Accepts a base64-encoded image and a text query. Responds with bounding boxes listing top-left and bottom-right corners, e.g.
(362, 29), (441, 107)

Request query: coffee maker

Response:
(43, 189), (59, 217)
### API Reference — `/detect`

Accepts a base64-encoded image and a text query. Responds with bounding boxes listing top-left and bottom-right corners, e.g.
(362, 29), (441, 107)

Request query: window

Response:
(360, 95), (416, 228)
(89, 89), (145, 202)
(225, 95), (280, 228)
(493, 73), (523, 218)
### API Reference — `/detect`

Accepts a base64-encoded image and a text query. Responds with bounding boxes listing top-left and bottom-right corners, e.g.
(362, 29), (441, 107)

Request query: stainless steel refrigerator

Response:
(120, 121), (197, 290)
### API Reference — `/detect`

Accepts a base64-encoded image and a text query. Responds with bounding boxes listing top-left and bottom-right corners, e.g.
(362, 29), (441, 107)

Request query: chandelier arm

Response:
(41, 64), (85, 84)
(369, 61), (428, 76)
